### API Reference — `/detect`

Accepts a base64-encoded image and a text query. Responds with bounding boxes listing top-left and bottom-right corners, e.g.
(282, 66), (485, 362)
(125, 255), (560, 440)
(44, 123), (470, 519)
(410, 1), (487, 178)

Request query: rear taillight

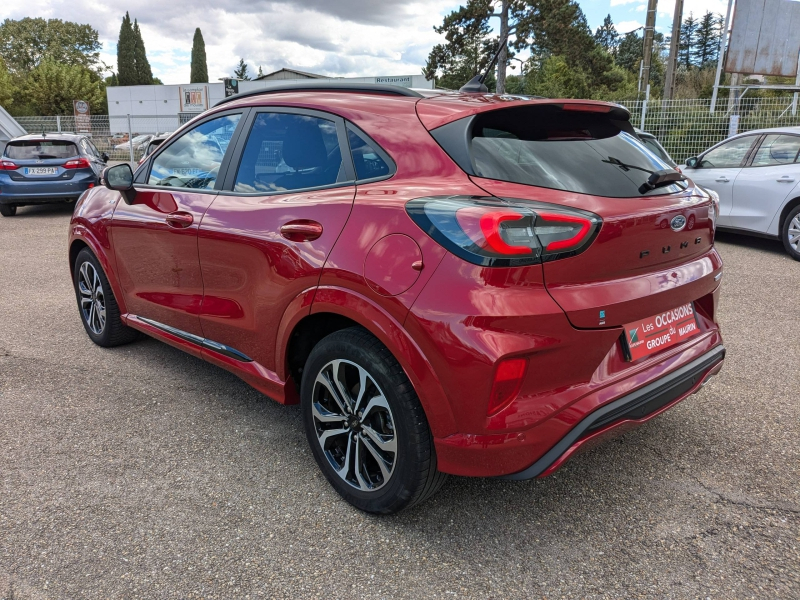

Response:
(407, 196), (601, 266)
(488, 358), (527, 415)
(0, 160), (18, 170)
(704, 188), (719, 234)
(64, 158), (91, 169)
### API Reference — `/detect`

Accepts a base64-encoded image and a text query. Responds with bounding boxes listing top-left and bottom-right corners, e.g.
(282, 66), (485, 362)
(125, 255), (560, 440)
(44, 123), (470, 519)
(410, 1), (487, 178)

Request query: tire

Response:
(73, 247), (140, 347)
(0, 204), (16, 217)
(300, 327), (447, 514)
(781, 204), (800, 261)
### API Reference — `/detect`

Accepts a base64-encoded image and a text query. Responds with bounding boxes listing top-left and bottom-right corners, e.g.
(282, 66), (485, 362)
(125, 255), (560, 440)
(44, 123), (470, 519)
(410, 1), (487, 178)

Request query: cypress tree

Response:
(116, 12), (136, 86)
(190, 28), (208, 83)
(132, 19), (154, 84)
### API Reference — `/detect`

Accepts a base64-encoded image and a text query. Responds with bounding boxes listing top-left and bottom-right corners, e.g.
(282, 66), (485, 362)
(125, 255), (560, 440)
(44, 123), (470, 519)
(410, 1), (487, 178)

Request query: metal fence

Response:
(12, 96), (800, 164)
(14, 115), (184, 161)
(620, 97), (800, 163)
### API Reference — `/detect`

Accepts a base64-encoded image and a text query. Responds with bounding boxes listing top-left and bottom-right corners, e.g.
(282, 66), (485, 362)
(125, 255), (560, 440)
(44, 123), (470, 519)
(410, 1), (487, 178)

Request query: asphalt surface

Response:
(1, 203), (798, 599)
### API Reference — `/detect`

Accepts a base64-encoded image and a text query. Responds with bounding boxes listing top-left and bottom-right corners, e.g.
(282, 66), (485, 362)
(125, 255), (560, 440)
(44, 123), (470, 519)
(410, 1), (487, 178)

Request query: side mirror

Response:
(685, 156), (699, 168)
(103, 163), (136, 204)
(101, 152), (109, 163)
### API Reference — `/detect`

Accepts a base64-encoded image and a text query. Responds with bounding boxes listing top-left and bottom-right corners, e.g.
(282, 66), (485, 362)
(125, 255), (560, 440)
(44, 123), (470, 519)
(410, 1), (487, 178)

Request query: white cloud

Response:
(616, 20), (645, 33)
(0, 0), (457, 84)
(610, 0), (640, 6)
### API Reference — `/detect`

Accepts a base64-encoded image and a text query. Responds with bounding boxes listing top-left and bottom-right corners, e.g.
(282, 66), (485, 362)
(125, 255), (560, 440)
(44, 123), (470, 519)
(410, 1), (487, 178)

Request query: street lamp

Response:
(508, 57), (526, 93)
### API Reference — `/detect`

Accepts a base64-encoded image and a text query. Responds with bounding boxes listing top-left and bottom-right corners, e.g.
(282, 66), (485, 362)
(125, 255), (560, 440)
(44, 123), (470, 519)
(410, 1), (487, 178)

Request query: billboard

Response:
(73, 100), (91, 134)
(179, 85), (209, 112)
(726, 0), (800, 77)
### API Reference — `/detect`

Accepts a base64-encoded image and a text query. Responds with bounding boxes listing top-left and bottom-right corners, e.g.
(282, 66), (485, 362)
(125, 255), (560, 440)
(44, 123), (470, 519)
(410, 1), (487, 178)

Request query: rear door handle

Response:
(166, 211), (193, 228)
(280, 220), (323, 241)
(777, 176), (795, 183)
(715, 177), (729, 182)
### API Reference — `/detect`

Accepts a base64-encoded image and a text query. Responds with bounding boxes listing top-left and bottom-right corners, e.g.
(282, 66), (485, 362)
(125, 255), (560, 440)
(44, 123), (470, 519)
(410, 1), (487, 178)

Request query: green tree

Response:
(116, 12), (136, 86)
(234, 58), (250, 80)
(594, 14), (619, 54)
(679, 13), (698, 68)
(25, 60), (105, 114)
(0, 17), (101, 74)
(0, 56), (16, 108)
(257, 65), (263, 78)
(132, 19), (154, 84)
(190, 27), (208, 83)
(693, 12), (722, 66)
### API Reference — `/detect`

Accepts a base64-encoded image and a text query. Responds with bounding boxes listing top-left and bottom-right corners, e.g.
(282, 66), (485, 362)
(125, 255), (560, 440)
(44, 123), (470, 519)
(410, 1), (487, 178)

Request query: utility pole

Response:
(496, 0), (510, 94)
(663, 0), (684, 100)
(640, 0), (659, 92)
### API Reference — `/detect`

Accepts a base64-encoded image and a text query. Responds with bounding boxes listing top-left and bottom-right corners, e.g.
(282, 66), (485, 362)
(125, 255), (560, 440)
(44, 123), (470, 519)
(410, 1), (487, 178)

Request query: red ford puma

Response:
(68, 82), (725, 514)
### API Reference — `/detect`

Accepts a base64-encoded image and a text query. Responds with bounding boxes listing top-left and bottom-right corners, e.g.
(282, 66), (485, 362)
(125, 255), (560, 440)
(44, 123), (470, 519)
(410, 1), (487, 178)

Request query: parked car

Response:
(136, 134), (172, 167)
(0, 133), (108, 216)
(683, 126), (800, 260)
(635, 128), (679, 169)
(68, 83), (725, 513)
(115, 134), (154, 158)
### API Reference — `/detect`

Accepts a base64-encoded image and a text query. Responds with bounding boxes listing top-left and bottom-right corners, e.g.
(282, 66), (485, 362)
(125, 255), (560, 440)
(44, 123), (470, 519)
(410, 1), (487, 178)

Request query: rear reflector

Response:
(488, 358), (527, 415)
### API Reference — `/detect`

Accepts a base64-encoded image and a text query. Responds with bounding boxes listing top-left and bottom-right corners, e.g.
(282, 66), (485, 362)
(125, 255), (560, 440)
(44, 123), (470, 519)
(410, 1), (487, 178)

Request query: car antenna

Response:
(459, 31), (509, 93)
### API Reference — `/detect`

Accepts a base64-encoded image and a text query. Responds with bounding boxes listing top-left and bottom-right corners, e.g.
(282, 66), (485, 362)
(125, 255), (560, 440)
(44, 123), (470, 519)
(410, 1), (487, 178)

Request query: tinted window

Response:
(640, 136), (674, 164)
(234, 113), (344, 193)
(149, 114), (240, 189)
(750, 134), (800, 166)
(347, 127), (392, 180)
(699, 136), (757, 168)
(4, 140), (78, 159)
(469, 106), (683, 197)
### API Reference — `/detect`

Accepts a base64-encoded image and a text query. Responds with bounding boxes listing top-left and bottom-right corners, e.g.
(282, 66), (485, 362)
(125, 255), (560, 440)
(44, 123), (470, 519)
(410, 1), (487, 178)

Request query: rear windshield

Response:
(4, 140), (79, 160)
(639, 135), (675, 165)
(468, 105), (685, 198)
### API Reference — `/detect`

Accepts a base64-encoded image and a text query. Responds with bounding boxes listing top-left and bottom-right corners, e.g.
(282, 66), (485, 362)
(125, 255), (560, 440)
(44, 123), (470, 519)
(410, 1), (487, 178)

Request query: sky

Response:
(0, 0), (731, 85)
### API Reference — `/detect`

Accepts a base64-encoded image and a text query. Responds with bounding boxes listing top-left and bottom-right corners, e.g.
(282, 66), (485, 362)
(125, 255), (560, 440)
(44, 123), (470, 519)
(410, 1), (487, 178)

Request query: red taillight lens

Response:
(64, 158), (91, 169)
(562, 103), (612, 113)
(0, 160), (18, 170)
(407, 196), (601, 266)
(488, 358), (527, 415)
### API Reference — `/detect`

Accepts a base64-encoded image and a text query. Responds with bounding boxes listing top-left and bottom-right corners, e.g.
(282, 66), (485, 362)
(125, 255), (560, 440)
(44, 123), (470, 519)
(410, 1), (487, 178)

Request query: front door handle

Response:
(777, 176), (795, 183)
(715, 177), (729, 182)
(280, 220), (323, 241)
(166, 211), (193, 228)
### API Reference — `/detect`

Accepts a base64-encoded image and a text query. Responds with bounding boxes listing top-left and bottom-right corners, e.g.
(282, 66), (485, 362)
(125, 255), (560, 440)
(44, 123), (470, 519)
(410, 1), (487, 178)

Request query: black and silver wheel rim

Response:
(312, 359), (397, 492)
(788, 213), (800, 252)
(78, 261), (106, 335)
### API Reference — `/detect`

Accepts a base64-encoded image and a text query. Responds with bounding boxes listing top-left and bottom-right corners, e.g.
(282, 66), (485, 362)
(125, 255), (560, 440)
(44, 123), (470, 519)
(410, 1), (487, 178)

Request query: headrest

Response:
(282, 119), (328, 170)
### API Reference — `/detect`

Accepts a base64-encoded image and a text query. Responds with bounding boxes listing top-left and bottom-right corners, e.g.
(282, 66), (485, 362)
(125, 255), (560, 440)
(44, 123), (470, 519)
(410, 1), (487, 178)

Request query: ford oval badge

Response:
(670, 215), (687, 231)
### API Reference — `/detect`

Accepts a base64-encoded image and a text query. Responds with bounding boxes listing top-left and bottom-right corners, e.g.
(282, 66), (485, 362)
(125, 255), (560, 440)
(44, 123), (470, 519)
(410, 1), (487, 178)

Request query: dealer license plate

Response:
(622, 303), (699, 361)
(24, 167), (58, 176)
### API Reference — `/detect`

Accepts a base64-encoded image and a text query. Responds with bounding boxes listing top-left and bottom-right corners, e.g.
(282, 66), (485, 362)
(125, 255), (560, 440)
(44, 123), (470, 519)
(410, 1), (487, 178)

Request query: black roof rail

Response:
(213, 81), (424, 107)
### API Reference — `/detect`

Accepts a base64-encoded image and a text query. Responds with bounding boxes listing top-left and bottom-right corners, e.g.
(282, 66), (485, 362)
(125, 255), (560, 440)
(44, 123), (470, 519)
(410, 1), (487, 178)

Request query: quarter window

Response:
(149, 113), (240, 189)
(347, 126), (392, 180)
(233, 112), (345, 193)
(698, 136), (757, 168)
(750, 134), (800, 166)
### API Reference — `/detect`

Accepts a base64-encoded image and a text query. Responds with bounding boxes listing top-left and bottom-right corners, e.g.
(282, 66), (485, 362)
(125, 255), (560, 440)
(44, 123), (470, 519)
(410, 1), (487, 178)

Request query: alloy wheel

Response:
(311, 359), (397, 492)
(78, 261), (106, 335)
(788, 214), (800, 251)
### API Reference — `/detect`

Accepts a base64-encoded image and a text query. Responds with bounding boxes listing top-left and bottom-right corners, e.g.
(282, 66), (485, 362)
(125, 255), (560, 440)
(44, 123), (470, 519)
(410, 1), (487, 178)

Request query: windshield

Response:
(4, 140), (78, 160)
(468, 105), (685, 198)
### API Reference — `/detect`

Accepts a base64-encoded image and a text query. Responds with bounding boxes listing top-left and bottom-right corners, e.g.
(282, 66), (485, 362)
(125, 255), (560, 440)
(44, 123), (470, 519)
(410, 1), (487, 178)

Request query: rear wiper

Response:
(602, 156), (686, 194)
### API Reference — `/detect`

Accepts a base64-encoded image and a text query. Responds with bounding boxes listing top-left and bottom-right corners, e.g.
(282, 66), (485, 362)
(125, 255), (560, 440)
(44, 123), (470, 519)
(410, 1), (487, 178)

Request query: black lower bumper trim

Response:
(501, 345), (725, 480)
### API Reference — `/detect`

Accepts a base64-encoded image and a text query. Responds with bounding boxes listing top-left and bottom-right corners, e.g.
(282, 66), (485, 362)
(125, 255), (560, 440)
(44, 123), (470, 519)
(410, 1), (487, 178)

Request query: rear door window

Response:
(698, 136), (758, 168)
(233, 112), (346, 193)
(467, 105), (684, 198)
(4, 140), (78, 160)
(346, 125), (394, 181)
(750, 134), (800, 166)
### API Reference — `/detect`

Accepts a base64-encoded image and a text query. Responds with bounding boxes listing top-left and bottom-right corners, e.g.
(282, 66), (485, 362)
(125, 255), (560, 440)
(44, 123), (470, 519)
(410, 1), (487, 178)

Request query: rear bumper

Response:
(0, 173), (96, 204)
(502, 344), (725, 480)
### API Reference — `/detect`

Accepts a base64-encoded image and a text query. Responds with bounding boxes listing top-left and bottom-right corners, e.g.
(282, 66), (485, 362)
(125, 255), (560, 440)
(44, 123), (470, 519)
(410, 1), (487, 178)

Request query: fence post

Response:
(56, 115), (61, 133)
(640, 85), (650, 131)
(126, 114), (134, 164)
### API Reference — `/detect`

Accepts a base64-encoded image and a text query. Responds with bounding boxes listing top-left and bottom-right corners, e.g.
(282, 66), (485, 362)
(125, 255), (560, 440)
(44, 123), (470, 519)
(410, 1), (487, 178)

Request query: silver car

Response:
(684, 127), (800, 260)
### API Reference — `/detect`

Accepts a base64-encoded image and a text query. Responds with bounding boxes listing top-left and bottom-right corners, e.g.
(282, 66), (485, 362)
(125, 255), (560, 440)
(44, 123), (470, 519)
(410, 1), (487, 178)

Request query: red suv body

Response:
(68, 84), (725, 513)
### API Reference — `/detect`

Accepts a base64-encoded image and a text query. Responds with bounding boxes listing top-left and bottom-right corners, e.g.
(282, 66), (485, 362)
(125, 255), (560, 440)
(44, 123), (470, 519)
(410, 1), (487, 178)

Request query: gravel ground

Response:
(0, 204), (798, 599)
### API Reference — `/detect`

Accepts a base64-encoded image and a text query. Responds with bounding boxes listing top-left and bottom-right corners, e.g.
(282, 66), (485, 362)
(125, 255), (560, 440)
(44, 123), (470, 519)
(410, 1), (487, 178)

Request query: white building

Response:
(106, 69), (432, 132)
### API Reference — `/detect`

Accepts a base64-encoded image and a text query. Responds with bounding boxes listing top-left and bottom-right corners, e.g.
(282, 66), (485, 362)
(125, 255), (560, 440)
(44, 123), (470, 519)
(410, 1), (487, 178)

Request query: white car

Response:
(683, 127), (800, 260)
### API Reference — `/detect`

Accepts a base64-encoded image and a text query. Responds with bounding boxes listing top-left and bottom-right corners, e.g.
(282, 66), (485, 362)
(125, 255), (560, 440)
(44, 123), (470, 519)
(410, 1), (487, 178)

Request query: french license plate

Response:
(24, 167), (58, 176)
(622, 303), (699, 361)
